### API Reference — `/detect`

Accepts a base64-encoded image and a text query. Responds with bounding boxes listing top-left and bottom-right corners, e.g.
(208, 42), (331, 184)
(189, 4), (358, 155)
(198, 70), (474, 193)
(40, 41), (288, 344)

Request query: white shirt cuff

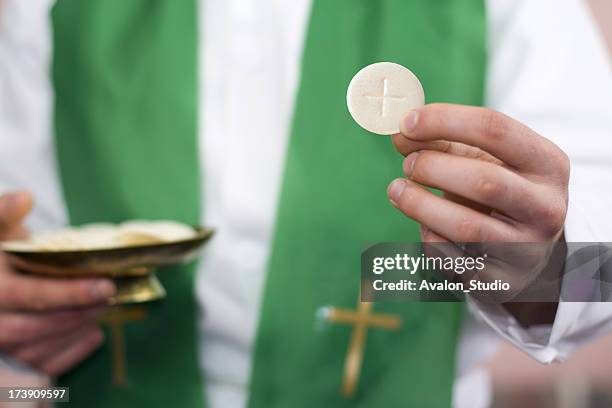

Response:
(469, 248), (612, 363)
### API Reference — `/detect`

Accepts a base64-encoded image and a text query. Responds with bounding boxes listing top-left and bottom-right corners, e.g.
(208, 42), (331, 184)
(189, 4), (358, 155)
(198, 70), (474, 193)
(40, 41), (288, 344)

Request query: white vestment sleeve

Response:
(0, 0), (67, 230)
(472, 0), (612, 364)
(0, 0), (67, 385)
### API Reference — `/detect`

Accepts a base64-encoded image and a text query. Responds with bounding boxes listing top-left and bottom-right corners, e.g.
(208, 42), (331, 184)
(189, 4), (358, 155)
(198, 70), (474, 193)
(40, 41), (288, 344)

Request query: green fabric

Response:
(51, 1), (203, 407)
(249, 1), (486, 407)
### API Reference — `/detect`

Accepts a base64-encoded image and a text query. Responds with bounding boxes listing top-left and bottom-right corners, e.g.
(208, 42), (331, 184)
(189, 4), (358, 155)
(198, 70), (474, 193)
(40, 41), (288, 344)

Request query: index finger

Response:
(0, 260), (116, 311)
(398, 104), (560, 172)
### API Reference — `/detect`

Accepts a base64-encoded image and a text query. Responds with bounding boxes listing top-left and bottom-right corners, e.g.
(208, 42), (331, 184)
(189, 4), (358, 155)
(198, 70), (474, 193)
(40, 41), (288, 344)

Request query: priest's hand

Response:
(387, 104), (569, 326)
(0, 192), (114, 376)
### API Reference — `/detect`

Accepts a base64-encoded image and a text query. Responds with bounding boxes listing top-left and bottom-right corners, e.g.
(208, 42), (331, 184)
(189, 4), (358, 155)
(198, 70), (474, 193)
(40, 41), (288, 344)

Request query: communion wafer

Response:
(346, 62), (425, 135)
(119, 221), (196, 242)
(1, 220), (197, 252)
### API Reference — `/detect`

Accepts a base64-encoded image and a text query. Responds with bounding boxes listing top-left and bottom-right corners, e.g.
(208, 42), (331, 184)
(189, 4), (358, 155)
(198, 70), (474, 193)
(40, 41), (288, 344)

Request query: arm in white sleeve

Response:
(472, 0), (612, 363)
(0, 0), (66, 383)
(0, 0), (66, 231)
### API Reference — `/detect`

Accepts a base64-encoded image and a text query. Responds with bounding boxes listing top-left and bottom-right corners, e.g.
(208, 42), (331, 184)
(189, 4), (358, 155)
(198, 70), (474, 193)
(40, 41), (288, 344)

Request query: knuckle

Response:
(0, 319), (16, 346)
(14, 348), (38, 365)
(11, 317), (36, 339)
(474, 176), (506, 202)
(0, 316), (35, 344)
(12, 285), (45, 312)
(535, 201), (567, 237)
(22, 289), (47, 311)
(457, 219), (482, 242)
(481, 110), (510, 139)
(397, 184), (420, 216)
(553, 148), (571, 183)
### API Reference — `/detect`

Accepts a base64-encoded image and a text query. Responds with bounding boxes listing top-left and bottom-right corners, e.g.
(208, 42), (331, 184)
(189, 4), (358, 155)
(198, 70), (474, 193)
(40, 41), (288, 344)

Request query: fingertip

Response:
(399, 110), (420, 137)
(90, 279), (117, 303)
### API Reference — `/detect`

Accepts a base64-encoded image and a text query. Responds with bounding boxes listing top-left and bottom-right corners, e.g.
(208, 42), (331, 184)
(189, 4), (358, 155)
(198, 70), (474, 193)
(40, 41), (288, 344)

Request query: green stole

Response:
(52, 1), (203, 407)
(249, 1), (485, 407)
(51, 0), (485, 407)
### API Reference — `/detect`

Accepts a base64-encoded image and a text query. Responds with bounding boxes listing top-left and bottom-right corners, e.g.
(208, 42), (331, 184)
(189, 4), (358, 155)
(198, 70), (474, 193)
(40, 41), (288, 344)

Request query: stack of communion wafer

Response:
(1, 221), (197, 252)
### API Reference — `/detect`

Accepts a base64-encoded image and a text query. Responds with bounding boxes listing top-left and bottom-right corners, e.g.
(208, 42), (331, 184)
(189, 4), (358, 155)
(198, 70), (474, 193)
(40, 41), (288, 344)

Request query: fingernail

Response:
(401, 110), (419, 135)
(421, 225), (429, 237)
(388, 179), (407, 206)
(91, 280), (116, 301)
(403, 152), (419, 177)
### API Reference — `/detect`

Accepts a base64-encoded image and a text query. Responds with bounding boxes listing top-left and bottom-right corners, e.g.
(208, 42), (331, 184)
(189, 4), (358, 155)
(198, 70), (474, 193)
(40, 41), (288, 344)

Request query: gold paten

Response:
(5, 227), (213, 305)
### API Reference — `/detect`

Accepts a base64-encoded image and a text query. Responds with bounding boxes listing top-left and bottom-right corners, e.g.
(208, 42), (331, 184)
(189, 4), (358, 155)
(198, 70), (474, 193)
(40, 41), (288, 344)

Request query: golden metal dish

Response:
(3, 227), (214, 304)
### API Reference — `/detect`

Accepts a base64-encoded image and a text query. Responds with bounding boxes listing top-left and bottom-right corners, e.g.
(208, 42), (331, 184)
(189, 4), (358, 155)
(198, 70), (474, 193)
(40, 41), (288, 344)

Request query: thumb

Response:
(0, 191), (33, 238)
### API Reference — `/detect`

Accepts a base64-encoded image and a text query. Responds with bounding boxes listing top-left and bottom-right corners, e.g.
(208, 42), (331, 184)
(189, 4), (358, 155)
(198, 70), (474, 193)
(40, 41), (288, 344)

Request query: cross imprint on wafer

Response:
(364, 78), (408, 116)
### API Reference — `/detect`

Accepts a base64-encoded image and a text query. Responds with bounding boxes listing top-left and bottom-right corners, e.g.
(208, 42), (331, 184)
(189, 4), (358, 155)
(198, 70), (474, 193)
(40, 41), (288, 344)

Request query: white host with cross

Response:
(347, 62), (425, 136)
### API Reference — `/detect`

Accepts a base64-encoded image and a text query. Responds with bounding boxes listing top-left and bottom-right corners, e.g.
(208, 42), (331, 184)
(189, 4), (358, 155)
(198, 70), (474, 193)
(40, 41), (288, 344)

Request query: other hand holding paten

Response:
(0, 192), (113, 375)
